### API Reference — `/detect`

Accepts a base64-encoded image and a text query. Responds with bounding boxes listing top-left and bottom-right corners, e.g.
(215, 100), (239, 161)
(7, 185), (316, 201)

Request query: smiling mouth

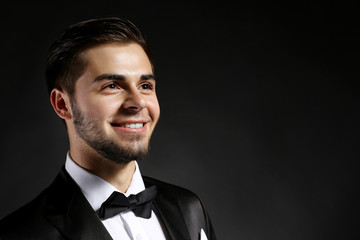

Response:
(111, 123), (145, 129)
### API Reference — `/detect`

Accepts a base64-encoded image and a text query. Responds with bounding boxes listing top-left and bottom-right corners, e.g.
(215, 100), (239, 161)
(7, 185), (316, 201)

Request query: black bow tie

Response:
(98, 186), (157, 220)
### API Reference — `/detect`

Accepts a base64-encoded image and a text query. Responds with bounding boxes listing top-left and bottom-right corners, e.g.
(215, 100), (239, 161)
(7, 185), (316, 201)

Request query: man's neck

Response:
(69, 148), (136, 193)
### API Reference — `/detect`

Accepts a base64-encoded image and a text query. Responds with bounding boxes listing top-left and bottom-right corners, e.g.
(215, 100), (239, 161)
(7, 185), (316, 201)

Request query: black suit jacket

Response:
(0, 167), (216, 240)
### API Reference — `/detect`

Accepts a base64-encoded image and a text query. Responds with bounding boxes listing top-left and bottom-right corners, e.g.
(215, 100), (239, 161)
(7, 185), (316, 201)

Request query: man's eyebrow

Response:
(140, 74), (156, 81)
(93, 73), (156, 82)
(93, 74), (125, 82)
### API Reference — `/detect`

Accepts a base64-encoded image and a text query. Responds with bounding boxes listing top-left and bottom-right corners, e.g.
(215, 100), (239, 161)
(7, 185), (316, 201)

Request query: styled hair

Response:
(45, 17), (152, 96)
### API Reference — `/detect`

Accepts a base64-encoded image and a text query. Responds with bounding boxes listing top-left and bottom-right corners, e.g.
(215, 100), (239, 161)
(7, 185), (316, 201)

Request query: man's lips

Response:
(110, 121), (148, 132)
(111, 122), (145, 129)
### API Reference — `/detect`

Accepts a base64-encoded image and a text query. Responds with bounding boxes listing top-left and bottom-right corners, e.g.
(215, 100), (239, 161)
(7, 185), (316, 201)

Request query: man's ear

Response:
(50, 88), (72, 120)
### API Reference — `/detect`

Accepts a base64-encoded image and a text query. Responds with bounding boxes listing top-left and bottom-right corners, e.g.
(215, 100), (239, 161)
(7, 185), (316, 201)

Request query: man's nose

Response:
(121, 88), (146, 113)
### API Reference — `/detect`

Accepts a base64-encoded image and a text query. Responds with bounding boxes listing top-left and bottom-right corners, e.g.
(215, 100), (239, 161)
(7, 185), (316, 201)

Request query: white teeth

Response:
(124, 123), (144, 129)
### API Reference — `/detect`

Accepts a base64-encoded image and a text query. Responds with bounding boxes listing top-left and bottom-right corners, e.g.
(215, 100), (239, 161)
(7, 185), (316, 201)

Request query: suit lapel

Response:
(144, 177), (192, 240)
(45, 167), (112, 240)
(43, 168), (195, 240)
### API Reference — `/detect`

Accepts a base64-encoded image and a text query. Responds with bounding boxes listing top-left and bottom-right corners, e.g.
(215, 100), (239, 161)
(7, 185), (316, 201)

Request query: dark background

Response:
(0, 1), (359, 239)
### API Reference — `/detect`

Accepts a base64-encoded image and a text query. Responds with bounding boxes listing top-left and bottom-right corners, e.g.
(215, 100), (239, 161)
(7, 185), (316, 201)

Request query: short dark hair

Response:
(45, 17), (153, 96)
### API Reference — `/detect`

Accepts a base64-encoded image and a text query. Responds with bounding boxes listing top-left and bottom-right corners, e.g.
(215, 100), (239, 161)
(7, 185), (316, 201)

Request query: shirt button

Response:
(136, 233), (143, 240)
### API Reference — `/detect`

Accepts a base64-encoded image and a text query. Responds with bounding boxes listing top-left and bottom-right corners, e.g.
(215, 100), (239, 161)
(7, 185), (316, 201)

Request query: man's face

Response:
(70, 43), (160, 164)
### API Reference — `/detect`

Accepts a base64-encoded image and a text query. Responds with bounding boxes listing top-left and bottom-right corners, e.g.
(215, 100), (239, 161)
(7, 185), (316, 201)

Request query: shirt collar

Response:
(65, 152), (146, 211)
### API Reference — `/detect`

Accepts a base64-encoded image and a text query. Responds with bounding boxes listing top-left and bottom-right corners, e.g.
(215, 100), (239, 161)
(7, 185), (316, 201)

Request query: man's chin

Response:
(96, 141), (149, 164)
(104, 150), (148, 164)
(115, 133), (148, 143)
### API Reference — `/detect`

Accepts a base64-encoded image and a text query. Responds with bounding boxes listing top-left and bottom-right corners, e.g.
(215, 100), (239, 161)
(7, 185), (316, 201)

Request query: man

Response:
(0, 17), (216, 240)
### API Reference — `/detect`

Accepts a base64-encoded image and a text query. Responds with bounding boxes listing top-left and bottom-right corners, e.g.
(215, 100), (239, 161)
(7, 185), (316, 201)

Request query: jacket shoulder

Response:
(143, 176), (217, 240)
(143, 176), (201, 202)
(0, 188), (63, 239)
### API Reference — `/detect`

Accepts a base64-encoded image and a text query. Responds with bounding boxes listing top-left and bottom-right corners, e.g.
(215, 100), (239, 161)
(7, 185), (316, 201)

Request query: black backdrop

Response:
(0, 1), (359, 239)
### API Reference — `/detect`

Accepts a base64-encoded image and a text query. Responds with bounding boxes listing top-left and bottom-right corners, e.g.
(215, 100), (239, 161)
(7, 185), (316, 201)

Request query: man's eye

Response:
(140, 83), (153, 90)
(107, 83), (117, 89)
(104, 83), (120, 90)
(101, 82), (121, 92)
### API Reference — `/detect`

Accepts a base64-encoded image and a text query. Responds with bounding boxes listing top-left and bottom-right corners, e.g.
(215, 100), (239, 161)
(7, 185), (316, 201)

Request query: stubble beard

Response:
(71, 101), (150, 164)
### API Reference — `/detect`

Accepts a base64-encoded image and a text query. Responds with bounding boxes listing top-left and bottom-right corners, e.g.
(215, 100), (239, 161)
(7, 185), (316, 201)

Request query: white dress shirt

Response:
(65, 153), (167, 240)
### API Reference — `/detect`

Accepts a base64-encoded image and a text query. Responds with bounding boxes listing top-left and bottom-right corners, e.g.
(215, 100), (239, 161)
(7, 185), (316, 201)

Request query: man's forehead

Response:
(80, 43), (152, 75)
